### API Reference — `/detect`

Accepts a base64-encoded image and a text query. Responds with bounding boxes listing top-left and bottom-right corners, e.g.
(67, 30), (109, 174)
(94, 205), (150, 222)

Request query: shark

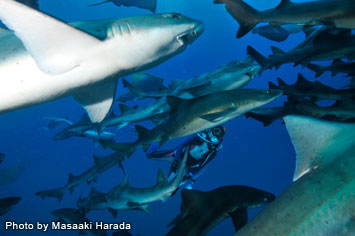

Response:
(100, 89), (282, 154)
(269, 74), (355, 102)
(214, 0), (355, 38)
(35, 152), (127, 202)
(235, 115), (355, 236)
(0, 0), (203, 122)
(0, 162), (26, 186)
(89, 0), (157, 13)
(306, 59), (355, 78)
(122, 58), (261, 100)
(0, 197), (21, 216)
(51, 208), (107, 236)
(117, 73), (167, 102)
(252, 24), (304, 42)
(46, 114), (116, 141)
(247, 27), (355, 70)
(79, 147), (188, 217)
(166, 185), (275, 236)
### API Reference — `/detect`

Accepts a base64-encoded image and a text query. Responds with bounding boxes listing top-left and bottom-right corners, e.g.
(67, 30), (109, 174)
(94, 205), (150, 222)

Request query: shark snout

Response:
(177, 21), (204, 46)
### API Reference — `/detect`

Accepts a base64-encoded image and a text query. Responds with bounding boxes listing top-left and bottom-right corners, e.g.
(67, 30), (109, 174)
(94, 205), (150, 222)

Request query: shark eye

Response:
(264, 198), (268, 202)
(266, 90), (271, 94)
(192, 30), (197, 36)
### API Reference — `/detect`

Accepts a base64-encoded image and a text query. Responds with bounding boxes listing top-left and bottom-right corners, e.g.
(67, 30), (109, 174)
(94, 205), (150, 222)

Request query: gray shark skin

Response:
(214, 0), (355, 38)
(51, 208), (107, 236)
(123, 58), (260, 100)
(100, 89), (282, 154)
(252, 24), (303, 42)
(167, 186), (275, 236)
(100, 98), (170, 131)
(47, 115), (115, 141)
(0, 0), (203, 123)
(269, 74), (355, 102)
(117, 73), (167, 102)
(0, 197), (21, 216)
(35, 152), (126, 202)
(89, 0), (157, 13)
(247, 27), (355, 71)
(235, 115), (355, 236)
(306, 59), (355, 78)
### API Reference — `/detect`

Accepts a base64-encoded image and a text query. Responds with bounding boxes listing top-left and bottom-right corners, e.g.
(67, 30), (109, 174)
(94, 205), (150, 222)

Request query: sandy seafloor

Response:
(0, 0), (350, 235)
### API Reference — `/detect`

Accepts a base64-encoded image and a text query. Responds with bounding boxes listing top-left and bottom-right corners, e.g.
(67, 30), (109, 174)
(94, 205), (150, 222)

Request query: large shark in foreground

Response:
(35, 152), (126, 202)
(100, 89), (282, 154)
(235, 115), (355, 236)
(214, 0), (355, 38)
(0, 0), (203, 122)
(167, 186), (275, 236)
(0, 197), (21, 216)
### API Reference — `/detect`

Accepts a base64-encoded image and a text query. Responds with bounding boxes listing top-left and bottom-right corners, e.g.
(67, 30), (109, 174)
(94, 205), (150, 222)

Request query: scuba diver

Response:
(146, 125), (225, 189)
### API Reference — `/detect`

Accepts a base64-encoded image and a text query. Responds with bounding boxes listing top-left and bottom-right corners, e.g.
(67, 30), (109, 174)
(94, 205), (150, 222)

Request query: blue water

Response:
(0, 0), (350, 235)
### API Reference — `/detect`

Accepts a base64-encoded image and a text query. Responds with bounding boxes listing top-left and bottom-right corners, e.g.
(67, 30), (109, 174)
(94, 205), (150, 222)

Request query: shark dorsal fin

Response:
(295, 73), (308, 85)
(108, 207), (118, 218)
(270, 46), (285, 57)
(268, 81), (279, 90)
(170, 79), (185, 90)
(284, 115), (355, 181)
(118, 104), (131, 115)
(0, 0), (101, 75)
(166, 96), (187, 113)
(277, 77), (288, 87)
(156, 168), (168, 187)
(68, 173), (75, 184)
(135, 125), (150, 142)
(276, 0), (293, 10)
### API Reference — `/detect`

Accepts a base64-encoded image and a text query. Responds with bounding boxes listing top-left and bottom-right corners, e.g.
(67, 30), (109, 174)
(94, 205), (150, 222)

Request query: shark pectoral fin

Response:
(283, 115), (355, 181)
(108, 208), (118, 218)
(73, 78), (118, 123)
(229, 207), (248, 232)
(0, 0), (101, 75)
(199, 108), (237, 123)
(181, 189), (205, 214)
(156, 168), (169, 187)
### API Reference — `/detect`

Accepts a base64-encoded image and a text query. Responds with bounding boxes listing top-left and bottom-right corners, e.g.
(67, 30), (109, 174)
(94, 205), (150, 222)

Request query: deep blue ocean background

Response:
(0, 0), (350, 235)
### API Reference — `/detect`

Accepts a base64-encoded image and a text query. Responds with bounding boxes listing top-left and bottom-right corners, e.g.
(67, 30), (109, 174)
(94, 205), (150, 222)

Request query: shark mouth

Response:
(177, 31), (193, 46)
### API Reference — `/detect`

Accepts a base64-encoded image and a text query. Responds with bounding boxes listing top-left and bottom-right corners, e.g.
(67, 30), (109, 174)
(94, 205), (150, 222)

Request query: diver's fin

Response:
(73, 79), (118, 123)
(214, 0), (260, 38)
(156, 168), (169, 187)
(284, 115), (355, 181)
(0, 0), (101, 74)
(229, 207), (248, 232)
(200, 108), (237, 123)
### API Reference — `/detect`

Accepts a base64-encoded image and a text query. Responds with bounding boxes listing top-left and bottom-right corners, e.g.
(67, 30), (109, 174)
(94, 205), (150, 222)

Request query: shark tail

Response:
(35, 188), (65, 202)
(306, 63), (325, 77)
(88, 0), (111, 7)
(214, 0), (261, 38)
(247, 46), (270, 70)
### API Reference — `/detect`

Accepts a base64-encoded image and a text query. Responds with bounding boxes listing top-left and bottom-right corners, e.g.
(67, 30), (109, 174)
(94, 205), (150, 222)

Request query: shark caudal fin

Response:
(35, 188), (65, 202)
(284, 115), (355, 181)
(214, 0), (261, 38)
(247, 46), (270, 70)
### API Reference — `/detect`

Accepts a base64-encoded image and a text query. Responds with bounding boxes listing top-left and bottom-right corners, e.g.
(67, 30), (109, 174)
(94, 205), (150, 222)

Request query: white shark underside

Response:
(0, 0), (202, 122)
